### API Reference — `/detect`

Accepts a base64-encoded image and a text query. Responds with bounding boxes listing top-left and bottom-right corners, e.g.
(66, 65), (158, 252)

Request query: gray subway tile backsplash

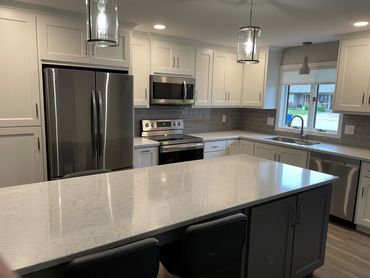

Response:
(134, 107), (370, 149)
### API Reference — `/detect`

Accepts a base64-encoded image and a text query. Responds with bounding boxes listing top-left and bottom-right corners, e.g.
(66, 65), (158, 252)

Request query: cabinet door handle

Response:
(225, 92), (227, 101)
(141, 150), (152, 153)
(290, 208), (297, 227)
(35, 103), (39, 119)
(259, 92), (262, 102)
(296, 206), (303, 225)
(173, 57), (176, 68)
(362, 92), (365, 105)
(368, 95), (370, 106)
(362, 187), (366, 198)
(177, 57), (180, 68)
(37, 137), (41, 153)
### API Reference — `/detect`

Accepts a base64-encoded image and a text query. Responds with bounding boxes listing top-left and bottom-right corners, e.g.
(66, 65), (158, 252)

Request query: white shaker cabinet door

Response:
(335, 38), (370, 112)
(0, 9), (40, 127)
(134, 147), (159, 168)
(356, 176), (370, 228)
(194, 48), (213, 106)
(132, 37), (150, 107)
(254, 143), (278, 161)
(0, 127), (44, 187)
(90, 30), (131, 68)
(37, 15), (89, 64)
(240, 140), (255, 155)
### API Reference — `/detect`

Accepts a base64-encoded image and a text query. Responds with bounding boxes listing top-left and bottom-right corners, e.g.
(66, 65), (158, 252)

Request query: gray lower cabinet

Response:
(290, 186), (331, 278)
(247, 185), (331, 278)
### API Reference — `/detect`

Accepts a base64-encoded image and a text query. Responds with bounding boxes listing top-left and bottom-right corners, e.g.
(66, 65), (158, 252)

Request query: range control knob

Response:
(177, 121), (181, 126)
(145, 123), (150, 128)
(151, 123), (155, 128)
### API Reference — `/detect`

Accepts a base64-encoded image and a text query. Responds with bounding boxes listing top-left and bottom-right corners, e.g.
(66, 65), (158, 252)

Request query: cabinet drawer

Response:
(361, 162), (370, 178)
(204, 140), (227, 152)
(204, 150), (226, 159)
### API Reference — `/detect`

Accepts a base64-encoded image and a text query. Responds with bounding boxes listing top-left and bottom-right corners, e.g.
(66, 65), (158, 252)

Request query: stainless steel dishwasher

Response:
(309, 152), (360, 225)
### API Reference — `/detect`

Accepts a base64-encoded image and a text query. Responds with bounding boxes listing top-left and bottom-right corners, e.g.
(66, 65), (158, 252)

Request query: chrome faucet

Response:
(288, 115), (306, 139)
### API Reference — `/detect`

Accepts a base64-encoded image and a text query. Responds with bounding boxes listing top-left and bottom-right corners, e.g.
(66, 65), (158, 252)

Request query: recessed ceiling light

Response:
(154, 24), (166, 30)
(353, 21), (369, 27)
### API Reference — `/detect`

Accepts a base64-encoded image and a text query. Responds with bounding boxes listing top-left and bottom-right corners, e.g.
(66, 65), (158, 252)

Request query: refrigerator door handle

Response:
(91, 90), (98, 159)
(97, 90), (106, 167)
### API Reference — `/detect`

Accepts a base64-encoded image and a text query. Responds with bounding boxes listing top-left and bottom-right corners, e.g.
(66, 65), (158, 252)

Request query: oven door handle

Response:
(161, 142), (204, 153)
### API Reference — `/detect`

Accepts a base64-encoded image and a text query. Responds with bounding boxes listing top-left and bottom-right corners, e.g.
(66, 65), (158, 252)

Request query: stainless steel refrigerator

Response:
(44, 67), (133, 179)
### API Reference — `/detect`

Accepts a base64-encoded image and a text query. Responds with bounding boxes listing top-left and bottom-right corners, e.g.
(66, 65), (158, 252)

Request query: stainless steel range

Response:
(141, 119), (204, 165)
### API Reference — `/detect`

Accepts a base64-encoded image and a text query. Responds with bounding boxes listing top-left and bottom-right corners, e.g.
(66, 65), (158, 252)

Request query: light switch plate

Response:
(222, 115), (227, 122)
(267, 117), (275, 126)
(344, 125), (355, 135)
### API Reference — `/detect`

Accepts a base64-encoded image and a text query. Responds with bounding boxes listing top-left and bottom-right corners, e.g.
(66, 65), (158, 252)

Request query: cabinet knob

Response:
(362, 92), (365, 105)
(145, 88), (148, 99)
(173, 57), (176, 68)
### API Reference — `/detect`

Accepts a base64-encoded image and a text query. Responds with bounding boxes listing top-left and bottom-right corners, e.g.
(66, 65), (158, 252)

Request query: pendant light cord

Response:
(249, 0), (254, 26)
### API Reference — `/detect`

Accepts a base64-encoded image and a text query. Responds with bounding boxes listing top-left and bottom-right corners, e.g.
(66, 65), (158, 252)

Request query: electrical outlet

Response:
(267, 117), (275, 126)
(344, 125), (355, 135)
(222, 115), (227, 122)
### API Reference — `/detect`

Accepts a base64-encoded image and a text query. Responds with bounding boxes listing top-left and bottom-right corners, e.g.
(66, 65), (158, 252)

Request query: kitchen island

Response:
(0, 155), (337, 277)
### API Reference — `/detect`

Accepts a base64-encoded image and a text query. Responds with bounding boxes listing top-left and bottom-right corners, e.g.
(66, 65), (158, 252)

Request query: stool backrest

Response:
(183, 213), (247, 277)
(66, 238), (160, 278)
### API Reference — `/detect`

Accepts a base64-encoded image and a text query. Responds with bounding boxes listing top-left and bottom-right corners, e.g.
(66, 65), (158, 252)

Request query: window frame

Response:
(276, 62), (342, 138)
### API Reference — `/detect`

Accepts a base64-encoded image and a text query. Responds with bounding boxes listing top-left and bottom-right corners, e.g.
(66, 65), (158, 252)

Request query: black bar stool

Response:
(160, 213), (247, 278)
(65, 238), (160, 278)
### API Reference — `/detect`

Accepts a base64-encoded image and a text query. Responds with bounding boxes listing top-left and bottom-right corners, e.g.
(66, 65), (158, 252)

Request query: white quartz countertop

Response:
(192, 131), (370, 162)
(0, 155), (336, 274)
(134, 137), (160, 148)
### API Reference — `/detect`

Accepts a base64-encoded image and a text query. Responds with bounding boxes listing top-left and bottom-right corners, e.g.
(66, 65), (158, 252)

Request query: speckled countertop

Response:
(134, 137), (159, 148)
(191, 131), (370, 162)
(0, 155), (336, 275)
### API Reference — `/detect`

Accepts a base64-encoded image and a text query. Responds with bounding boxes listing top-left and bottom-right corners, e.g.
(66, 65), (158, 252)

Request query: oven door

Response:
(150, 75), (195, 105)
(159, 143), (204, 165)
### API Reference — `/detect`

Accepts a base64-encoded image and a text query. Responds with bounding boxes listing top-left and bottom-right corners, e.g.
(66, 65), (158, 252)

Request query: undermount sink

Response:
(266, 136), (320, 146)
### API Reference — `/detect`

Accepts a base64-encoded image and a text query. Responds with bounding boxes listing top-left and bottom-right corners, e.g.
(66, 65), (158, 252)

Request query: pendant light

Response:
(237, 0), (261, 64)
(86, 0), (119, 47)
(299, 42), (312, 75)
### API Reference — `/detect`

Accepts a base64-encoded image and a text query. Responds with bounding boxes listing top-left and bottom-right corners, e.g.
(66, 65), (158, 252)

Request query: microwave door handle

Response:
(183, 81), (187, 101)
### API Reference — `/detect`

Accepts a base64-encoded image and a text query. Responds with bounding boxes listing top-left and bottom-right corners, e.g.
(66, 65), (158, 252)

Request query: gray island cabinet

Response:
(247, 185), (331, 278)
(0, 155), (336, 278)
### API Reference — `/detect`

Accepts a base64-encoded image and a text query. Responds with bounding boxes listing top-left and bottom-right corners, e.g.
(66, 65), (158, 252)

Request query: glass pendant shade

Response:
(299, 56), (310, 75)
(86, 0), (119, 47)
(237, 26), (261, 64)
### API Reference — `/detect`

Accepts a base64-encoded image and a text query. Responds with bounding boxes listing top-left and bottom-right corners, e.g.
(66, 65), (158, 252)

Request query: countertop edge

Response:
(16, 177), (336, 275)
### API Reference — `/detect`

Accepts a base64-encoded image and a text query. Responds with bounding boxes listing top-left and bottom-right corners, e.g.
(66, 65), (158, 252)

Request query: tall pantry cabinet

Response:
(0, 8), (44, 187)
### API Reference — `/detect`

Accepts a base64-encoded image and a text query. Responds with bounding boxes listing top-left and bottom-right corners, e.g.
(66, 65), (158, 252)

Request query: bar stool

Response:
(160, 213), (247, 278)
(65, 238), (160, 278)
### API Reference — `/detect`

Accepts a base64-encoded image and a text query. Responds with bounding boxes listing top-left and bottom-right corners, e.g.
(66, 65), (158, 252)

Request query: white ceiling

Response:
(12, 0), (370, 47)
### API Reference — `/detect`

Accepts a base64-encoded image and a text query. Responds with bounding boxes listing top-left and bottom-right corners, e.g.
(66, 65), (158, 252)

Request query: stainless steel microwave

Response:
(150, 75), (195, 105)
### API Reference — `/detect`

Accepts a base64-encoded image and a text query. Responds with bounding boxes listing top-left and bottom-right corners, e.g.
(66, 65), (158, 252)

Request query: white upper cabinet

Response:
(335, 37), (370, 113)
(151, 39), (195, 76)
(0, 8), (40, 127)
(38, 15), (130, 68)
(0, 127), (44, 187)
(212, 51), (243, 107)
(132, 36), (150, 107)
(194, 48), (214, 106)
(37, 15), (89, 64)
(242, 48), (281, 109)
(89, 30), (131, 68)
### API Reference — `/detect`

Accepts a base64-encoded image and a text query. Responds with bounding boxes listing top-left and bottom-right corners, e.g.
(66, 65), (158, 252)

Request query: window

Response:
(278, 65), (341, 135)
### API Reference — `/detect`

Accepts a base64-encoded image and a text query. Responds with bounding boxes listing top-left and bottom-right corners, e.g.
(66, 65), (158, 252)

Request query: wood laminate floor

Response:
(158, 223), (370, 278)
(314, 223), (370, 278)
